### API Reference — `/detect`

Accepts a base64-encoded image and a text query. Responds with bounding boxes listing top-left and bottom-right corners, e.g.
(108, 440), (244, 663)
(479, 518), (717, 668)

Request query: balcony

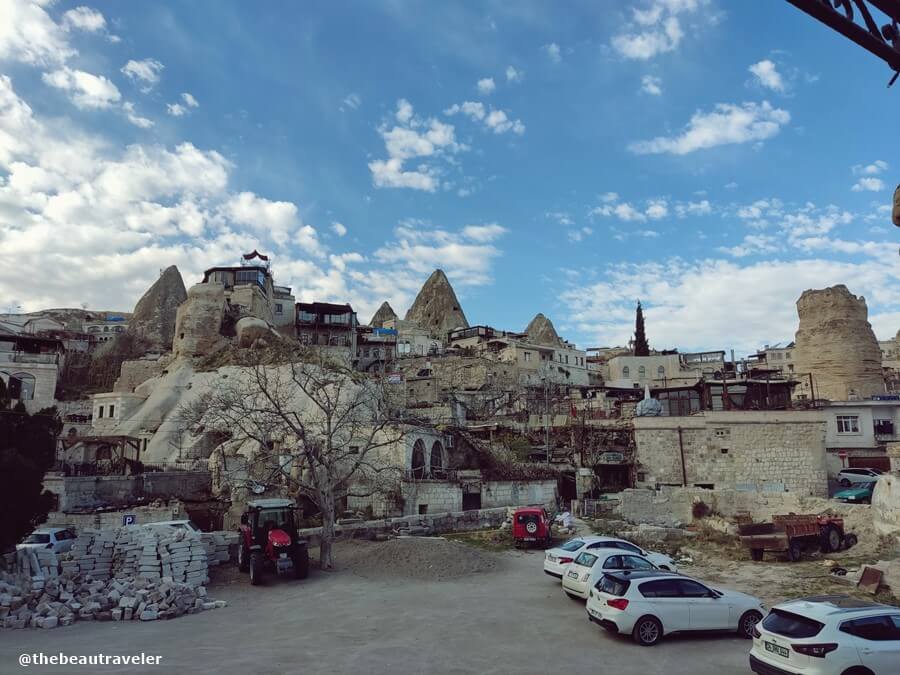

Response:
(0, 351), (59, 364)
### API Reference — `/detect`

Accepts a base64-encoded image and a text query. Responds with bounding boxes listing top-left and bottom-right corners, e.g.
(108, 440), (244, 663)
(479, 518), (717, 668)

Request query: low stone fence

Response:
(298, 506), (512, 548)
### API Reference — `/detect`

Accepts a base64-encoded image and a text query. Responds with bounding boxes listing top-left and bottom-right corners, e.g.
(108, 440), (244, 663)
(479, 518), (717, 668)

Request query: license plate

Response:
(567, 570), (579, 579)
(548, 555), (557, 562)
(764, 642), (789, 658)
(588, 607), (601, 618)
(279, 552), (288, 559)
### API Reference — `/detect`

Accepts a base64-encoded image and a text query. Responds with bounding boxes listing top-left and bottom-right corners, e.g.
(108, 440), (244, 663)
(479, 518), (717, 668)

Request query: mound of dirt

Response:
(334, 537), (504, 581)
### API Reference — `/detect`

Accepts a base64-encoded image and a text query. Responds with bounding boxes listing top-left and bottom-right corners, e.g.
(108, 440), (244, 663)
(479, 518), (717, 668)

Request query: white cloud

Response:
(477, 77), (495, 94)
(646, 199), (668, 220)
(628, 101), (790, 155)
(0, 0), (75, 65)
(166, 103), (186, 117)
(332, 222), (347, 236)
(749, 59), (785, 92)
(222, 192), (301, 248)
(369, 99), (462, 192)
(41, 67), (121, 109)
(445, 100), (525, 135)
(614, 203), (647, 222)
(62, 6), (106, 33)
(462, 223), (507, 242)
(718, 234), (779, 258)
(641, 75), (663, 95)
(120, 58), (164, 90)
(674, 200), (712, 217)
(181, 92), (199, 108)
(612, 2), (707, 61)
(123, 101), (153, 129)
(341, 92), (360, 110)
(851, 177), (885, 192)
(543, 42), (562, 63)
(600, 192), (619, 203)
(852, 160), (887, 175)
(505, 66), (523, 83)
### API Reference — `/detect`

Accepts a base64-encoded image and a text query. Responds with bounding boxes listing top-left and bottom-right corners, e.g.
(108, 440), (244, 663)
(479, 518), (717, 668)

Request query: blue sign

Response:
(123, 514), (136, 526)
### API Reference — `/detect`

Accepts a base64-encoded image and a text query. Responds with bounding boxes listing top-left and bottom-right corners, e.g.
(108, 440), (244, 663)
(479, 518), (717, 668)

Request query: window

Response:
(676, 579), (712, 597)
(597, 575), (629, 596)
(837, 415), (860, 434)
(565, 355), (569, 364)
(762, 610), (824, 638)
(840, 615), (900, 641)
(657, 366), (665, 377)
(298, 310), (317, 323)
(430, 441), (444, 477)
(9, 372), (35, 400)
(620, 555), (655, 570)
(574, 552), (599, 567)
(274, 303), (283, 315)
(108, 404), (115, 418)
(523, 351), (531, 362)
(638, 366), (646, 378)
(559, 540), (585, 552)
(98, 406), (104, 418)
(602, 555), (623, 569)
(639, 579), (681, 598)
(348, 446), (359, 455)
(410, 439), (427, 479)
(622, 366), (630, 377)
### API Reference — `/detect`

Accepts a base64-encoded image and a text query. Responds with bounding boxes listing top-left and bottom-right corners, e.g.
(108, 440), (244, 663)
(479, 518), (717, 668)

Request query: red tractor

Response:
(237, 498), (309, 585)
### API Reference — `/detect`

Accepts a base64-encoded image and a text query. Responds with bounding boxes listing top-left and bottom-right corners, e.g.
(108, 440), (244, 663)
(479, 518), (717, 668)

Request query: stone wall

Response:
(633, 411), (827, 496)
(44, 471), (211, 512)
(1, 361), (58, 413)
(114, 359), (163, 393)
(43, 503), (184, 530)
(481, 480), (558, 508)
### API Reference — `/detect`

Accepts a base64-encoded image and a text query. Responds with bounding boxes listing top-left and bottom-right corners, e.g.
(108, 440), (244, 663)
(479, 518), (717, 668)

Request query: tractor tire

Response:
(249, 552), (263, 586)
(293, 547), (309, 580)
(750, 548), (764, 562)
(821, 525), (842, 554)
(788, 541), (803, 562)
(238, 545), (249, 573)
(843, 533), (858, 550)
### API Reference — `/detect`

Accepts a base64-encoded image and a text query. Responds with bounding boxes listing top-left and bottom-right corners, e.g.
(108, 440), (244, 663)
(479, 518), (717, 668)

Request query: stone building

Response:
(822, 398), (900, 476)
(296, 302), (358, 354)
(632, 410), (828, 496)
(792, 285), (884, 401)
(0, 333), (63, 412)
(606, 351), (725, 389)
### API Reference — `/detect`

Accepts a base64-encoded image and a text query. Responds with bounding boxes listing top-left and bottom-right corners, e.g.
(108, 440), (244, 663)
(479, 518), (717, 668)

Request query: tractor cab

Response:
(238, 498), (309, 585)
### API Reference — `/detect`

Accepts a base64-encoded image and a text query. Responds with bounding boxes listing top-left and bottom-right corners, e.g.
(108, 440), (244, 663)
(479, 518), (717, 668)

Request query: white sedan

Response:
(16, 527), (77, 554)
(587, 570), (765, 646)
(544, 535), (677, 579)
(561, 548), (658, 600)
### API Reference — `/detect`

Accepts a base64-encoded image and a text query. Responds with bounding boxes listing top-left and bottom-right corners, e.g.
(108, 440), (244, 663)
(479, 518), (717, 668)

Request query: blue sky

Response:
(0, 0), (898, 354)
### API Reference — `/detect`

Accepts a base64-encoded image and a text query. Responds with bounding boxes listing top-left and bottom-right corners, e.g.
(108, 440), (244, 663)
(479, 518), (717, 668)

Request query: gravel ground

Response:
(335, 537), (504, 581)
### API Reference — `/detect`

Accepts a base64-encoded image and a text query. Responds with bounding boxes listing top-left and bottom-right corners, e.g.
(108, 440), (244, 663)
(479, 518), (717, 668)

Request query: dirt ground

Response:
(0, 536), (756, 675)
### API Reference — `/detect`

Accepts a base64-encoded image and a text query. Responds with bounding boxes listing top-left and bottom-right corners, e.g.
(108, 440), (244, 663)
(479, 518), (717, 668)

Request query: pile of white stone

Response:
(1, 526), (227, 630)
(199, 531), (239, 567)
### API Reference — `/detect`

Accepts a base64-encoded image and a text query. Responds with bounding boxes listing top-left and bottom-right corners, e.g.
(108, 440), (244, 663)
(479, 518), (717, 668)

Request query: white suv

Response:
(586, 570), (765, 646)
(750, 595), (900, 675)
(837, 468), (883, 488)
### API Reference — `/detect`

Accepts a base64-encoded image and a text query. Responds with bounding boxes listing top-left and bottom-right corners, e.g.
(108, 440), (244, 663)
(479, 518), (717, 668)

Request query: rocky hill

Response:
(792, 284), (884, 400)
(369, 301), (398, 328)
(127, 266), (187, 351)
(404, 269), (469, 338)
(524, 313), (562, 346)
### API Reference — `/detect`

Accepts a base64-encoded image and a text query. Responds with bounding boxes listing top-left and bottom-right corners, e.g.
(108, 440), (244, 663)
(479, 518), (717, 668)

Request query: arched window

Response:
(411, 439), (427, 479)
(622, 366), (630, 377)
(657, 366), (665, 377)
(430, 441), (444, 478)
(638, 366), (646, 378)
(9, 372), (35, 400)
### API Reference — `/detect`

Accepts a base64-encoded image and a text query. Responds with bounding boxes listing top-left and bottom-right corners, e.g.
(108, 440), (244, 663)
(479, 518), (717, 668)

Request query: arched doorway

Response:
(411, 439), (427, 479)
(430, 441), (444, 478)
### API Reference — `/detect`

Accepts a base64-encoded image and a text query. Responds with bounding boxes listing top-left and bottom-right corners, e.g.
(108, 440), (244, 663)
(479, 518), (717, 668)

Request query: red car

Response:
(512, 507), (552, 548)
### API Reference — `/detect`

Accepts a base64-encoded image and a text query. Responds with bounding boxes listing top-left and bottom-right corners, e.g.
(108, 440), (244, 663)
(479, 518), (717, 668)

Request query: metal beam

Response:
(786, 0), (900, 79)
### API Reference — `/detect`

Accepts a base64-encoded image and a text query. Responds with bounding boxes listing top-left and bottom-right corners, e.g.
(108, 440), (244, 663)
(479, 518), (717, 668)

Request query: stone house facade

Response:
(633, 410), (828, 496)
(822, 399), (900, 475)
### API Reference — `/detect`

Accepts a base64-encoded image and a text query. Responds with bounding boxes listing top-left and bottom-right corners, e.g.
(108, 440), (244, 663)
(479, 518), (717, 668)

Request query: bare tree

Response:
(182, 345), (406, 569)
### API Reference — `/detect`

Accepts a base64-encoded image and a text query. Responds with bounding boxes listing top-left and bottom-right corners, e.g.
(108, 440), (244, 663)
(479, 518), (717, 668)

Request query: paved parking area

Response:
(0, 546), (753, 674)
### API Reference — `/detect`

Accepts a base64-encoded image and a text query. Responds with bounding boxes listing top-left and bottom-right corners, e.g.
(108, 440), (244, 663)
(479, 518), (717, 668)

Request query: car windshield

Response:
(762, 609), (824, 638)
(597, 575), (629, 596)
(23, 533), (51, 544)
(257, 508), (294, 531)
(559, 539), (584, 552)
(574, 552), (598, 567)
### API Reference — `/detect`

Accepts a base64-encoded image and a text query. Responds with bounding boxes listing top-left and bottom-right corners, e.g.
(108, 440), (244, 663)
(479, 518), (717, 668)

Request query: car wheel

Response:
(238, 545), (249, 573)
(840, 478), (851, 488)
(249, 552), (263, 586)
(840, 668), (874, 675)
(843, 533), (858, 550)
(737, 610), (762, 639)
(788, 541), (803, 562)
(632, 616), (663, 646)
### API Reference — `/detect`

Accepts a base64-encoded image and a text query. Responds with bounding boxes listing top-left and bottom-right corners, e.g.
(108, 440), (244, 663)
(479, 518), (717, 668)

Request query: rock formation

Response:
(792, 285), (884, 400)
(369, 301), (398, 328)
(173, 284), (227, 359)
(524, 313), (561, 346)
(236, 317), (275, 348)
(127, 266), (187, 351)
(404, 269), (469, 338)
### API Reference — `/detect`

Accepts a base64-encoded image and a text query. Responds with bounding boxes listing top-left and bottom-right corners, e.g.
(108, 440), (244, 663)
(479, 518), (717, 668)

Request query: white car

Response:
(750, 595), (900, 675)
(837, 468), (883, 488)
(561, 548), (658, 600)
(16, 527), (77, 554)
(586, 570), (765, 646)
(544, 535), (677, 579)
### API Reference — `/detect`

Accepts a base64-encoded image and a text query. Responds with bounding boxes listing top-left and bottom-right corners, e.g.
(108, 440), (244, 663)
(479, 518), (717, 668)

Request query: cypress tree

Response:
(633, 301), (650, 356)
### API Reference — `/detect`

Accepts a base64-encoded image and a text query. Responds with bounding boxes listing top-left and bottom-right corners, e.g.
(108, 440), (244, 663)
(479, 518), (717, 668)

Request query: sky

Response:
(0, 0), (898, 356)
